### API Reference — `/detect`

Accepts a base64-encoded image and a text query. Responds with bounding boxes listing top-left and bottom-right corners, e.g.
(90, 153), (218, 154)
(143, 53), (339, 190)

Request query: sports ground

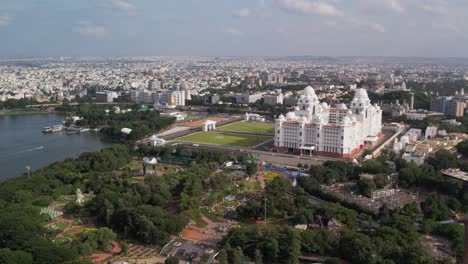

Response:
(177, 131), (272, 147)
(218, 121), (275, 135)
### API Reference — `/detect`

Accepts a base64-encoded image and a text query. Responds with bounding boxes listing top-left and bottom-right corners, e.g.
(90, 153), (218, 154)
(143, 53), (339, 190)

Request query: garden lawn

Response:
(186, 209), (208, 228)
(52, 237), (69, 246)
(178, 131), (272, 147)
(48, 222), (69, 231)
(201, 208), (221, 223)
(219, 122), (274, 135)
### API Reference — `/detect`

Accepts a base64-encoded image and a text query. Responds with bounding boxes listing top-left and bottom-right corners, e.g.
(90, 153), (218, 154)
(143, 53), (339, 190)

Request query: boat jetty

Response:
(42, 125), (64, 133)
(65, 127), (91, 135)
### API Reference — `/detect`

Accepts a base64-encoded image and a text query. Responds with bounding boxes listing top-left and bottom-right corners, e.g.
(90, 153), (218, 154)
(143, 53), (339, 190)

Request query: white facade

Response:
(274, 87), (382, 158)
(245, 113), (266, 122)
(264, 93), (284, 105)
(202, 120), (217, 131)
(131, 89), (186, 106)
(155, 90), (186, 106)
(235, 93), (263, 104)
(425, 126), (438, 139)
(402, 152), (425, 165)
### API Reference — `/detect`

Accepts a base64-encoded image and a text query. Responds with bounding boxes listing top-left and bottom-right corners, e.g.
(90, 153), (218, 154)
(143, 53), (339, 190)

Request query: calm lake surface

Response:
(0, 113), (106, 180)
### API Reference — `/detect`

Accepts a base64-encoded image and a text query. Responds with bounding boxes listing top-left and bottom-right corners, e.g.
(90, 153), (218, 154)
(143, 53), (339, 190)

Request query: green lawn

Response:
(201, 208), (221, 223)
(186, 209), (208, 228)
(219, 122), (275, 135)
(48, 222), (69, 231)
(186, 114), (200, 120)
(52, 237), (70, 246)
(178, 131), (272, 147)
(63, 228), (83, 240)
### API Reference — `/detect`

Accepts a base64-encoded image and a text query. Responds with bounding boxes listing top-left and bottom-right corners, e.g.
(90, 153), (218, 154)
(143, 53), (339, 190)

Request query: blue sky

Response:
(0, 0), (467, 57)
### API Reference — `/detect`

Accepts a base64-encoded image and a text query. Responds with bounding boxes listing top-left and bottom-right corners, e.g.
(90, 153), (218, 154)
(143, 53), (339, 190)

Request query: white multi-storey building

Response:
(274, 86), (382, 159)
(131, 89), (186, 106)
(264, 93), (284, 105)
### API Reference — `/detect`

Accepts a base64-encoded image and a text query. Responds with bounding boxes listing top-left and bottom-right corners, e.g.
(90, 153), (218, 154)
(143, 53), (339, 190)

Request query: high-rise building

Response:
(264, 93), (284, 105)
(274, 87), (382, 159)
(430, 96), (465, 117)
(131, 89), (186, 106)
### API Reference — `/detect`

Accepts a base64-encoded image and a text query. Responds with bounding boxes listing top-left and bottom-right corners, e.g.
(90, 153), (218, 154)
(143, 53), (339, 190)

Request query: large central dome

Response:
(353, 88), (369, 100)
(303, 86), (317, 97)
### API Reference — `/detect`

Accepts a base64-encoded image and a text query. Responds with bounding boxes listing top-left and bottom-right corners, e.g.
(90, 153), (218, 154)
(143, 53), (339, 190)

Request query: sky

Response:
(0, 0), (467, 58)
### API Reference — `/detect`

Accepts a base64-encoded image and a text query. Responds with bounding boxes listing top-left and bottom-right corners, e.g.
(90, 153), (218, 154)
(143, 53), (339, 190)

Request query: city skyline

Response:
(0, 0), (467, 58)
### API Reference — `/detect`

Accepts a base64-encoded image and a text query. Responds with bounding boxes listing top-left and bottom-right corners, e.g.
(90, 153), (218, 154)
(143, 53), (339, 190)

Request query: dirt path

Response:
(92, 241), (121, 263)
(257, 174), (266, 189)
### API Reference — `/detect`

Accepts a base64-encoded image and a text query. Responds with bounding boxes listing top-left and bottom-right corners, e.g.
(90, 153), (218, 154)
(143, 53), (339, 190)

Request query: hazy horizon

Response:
(1, 0), (467, 58)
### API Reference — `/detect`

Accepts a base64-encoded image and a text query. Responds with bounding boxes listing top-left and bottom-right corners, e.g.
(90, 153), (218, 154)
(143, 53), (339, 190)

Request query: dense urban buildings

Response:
(274, 86), (382, 158)
(430, 89), (467, 117)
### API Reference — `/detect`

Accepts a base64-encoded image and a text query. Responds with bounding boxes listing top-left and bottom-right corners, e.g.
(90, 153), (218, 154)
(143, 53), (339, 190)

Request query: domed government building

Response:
(274, 86), (382, 159)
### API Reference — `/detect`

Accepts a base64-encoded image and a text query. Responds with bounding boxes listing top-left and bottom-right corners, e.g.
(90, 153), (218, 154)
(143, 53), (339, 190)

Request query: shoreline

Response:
(0, 113), (107, 180)
(0, 109), (52, 116)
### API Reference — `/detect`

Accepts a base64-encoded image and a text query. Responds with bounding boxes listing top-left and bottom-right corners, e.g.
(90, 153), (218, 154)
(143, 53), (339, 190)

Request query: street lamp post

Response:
(26, 166), (31, 179)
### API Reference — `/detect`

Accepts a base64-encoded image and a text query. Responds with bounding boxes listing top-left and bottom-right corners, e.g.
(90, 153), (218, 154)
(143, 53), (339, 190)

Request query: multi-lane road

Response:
(168, 141), (341, 166)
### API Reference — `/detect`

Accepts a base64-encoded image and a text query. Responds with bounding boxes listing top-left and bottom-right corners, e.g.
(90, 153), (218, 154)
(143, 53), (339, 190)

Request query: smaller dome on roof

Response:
(143, 157), (157, 166)
(342, 116), (352, 125)
(338, 103), (348, 110)
(286, 112), (296, 120)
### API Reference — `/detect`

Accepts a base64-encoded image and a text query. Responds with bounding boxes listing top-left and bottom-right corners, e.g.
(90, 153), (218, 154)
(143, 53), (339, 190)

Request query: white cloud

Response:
(278, 0), (343, 17)
(344, 18), (386, 33)
(74, 21), (107, 37)
(110, 0), (135, 13)
(233, 8), (252, 18)
(432, 21), (461, 34)
(368, 22), (385, 33)
(0, 15), (12, 27)
(421, 4), (447, 15)
(226, 28), (243, 36)
(383, 0), (403, 13)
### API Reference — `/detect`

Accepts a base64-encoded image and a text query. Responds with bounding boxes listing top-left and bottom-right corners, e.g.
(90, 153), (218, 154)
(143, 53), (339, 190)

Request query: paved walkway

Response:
(92, 241), (122, 263)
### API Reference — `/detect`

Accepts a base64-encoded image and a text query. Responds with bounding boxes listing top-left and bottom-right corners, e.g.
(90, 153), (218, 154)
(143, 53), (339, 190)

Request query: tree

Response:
(358, 179), (376, 197)
(245, 162), (257, 176)
(360, 160), (388, 174)
(255, 249), (263, 264)
(231, 247), (244, 264)
(398, 162), (422, 187)
(339, 230), (378, 264)
(0, 248), (33, 264)
(80, 227), (116, 251)
(217, 249), (229, 264)
(164, 256), (179, 264)
(456, 140), (468, 157)
(427, 149), (458, 170)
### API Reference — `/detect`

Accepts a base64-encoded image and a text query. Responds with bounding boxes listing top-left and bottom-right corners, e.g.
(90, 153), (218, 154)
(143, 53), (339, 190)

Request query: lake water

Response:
(0, 113), (107, 180)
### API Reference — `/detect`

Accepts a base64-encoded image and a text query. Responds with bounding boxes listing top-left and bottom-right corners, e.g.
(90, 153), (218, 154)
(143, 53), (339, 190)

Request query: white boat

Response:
(42, 125), (63, 133)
